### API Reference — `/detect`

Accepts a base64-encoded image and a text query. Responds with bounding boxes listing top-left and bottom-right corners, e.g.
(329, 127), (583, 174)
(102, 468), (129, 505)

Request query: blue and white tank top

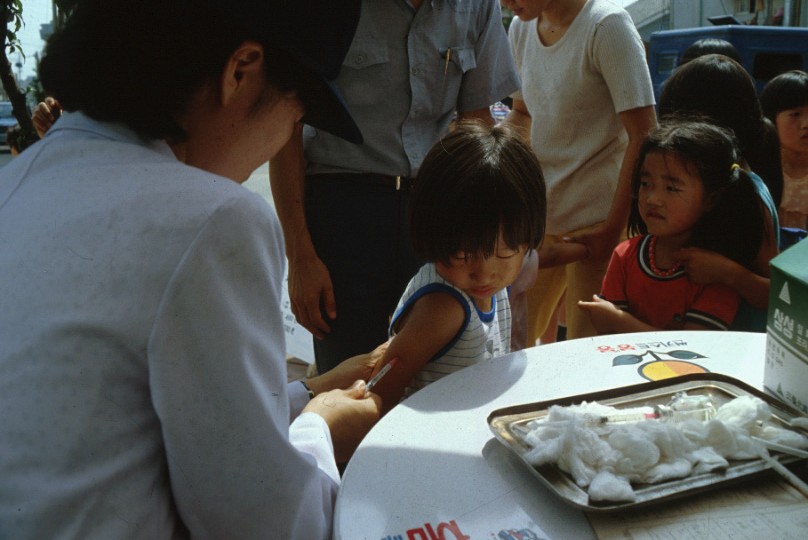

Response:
(389, 263), (511, 394)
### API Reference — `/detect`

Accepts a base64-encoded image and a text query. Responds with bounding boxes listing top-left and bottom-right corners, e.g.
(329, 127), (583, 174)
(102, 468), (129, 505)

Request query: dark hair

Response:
(409, 121), (547, 265)
(629, 120), (765, 268)
(38, 0), (306, 143)
(760, 70), (808, 122)
(659, 53), (783, 206)
(679, 38), (742, 66)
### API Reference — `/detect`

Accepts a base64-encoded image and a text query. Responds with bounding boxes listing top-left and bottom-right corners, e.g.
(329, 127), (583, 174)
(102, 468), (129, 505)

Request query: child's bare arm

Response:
(577, 295), (656, 334)
(370, 292), (465, 414)
(578, 295), (719, 334)
(538, 241), (589, 269)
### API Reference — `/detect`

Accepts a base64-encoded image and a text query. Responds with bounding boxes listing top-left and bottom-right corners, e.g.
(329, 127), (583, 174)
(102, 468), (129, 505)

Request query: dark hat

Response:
(214, 0), (363, 144)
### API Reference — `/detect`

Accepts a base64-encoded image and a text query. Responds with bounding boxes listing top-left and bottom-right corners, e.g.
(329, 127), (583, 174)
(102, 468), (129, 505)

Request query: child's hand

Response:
(577, 295), (624, 333)
(677, 247), (732, 285)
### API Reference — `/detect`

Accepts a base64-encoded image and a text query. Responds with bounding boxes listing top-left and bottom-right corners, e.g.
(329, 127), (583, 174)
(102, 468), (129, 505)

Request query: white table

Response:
(334, 331), (768, 540)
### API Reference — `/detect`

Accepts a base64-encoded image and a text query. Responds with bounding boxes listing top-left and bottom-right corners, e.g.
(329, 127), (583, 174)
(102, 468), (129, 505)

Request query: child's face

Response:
(775, 105), (808, 156)
(637, 152), (709, 241)
(435, 231), (526, 309)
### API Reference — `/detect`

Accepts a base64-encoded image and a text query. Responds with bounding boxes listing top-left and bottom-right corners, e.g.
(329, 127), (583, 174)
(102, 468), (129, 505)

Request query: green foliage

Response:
(2, 0), (24, 55)
(1, 0), (36, 150)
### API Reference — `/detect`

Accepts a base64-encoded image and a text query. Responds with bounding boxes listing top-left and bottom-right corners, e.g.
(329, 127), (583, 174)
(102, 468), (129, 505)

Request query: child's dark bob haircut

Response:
(628, 118), (767, 269)
(409, 120), (547, 265)
(760, 70), (808, 122)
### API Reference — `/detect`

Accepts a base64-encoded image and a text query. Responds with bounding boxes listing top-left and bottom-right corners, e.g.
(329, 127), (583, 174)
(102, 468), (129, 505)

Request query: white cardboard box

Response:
(764, 239), (808, 414)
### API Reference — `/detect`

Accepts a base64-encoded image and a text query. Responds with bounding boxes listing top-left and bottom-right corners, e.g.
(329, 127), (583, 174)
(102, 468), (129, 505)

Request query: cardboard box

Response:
(765, 239), (808, 414)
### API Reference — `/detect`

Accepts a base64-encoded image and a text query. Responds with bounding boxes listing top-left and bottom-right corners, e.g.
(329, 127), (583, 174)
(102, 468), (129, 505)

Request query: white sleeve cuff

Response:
(287, 380), (310, 423)
(289, 412), (340, 484)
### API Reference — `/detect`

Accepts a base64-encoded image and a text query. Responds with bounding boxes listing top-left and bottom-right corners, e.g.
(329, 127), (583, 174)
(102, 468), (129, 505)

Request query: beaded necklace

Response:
(648, 236), (682, 277)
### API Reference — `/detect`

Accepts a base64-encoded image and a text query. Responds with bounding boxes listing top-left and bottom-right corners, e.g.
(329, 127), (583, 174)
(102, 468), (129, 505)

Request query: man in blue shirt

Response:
(270, 0), (520, 373)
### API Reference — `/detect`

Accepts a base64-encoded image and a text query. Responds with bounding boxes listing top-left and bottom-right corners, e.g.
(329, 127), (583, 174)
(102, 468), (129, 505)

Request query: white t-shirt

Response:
(509, 0), (655, 234)
(0, 112), (339, 539)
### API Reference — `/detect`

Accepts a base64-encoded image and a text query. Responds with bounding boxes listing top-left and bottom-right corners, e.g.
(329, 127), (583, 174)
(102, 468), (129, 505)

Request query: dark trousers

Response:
(304, 173), (422, 373)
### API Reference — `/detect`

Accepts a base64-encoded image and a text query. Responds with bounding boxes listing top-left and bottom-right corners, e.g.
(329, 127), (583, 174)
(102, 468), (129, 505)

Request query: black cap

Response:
(215, 0), (363, 144)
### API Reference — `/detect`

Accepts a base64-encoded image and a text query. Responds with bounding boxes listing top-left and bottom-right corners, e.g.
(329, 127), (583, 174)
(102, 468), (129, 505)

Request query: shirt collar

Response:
(46, 111), (175, 159)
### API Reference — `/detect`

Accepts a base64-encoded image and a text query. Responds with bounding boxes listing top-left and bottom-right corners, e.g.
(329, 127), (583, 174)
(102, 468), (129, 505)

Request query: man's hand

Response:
(306, 341), (389, 395)
(303, 380), (381, 463)
(32, 97), (62, 139)
(288, 254), (336, 339)
(566, 224), (621, 263)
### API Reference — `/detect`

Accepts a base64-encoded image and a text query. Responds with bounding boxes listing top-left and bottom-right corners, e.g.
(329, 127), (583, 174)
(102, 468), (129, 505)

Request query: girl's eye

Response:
(666, 184), (682, 193)
(639, 180), (650, 189)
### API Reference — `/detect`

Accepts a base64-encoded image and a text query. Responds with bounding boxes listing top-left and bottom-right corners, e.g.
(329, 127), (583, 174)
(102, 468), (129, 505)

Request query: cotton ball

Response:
(563, 448), (600, 488)
(714, 396), (770, 430)
(573, 424), (619, 469)
(689, 446), (729, 475)
(643, 457), (693, 484)
(638, 420), (696, 461)
(608, 427), (661, 475)
(679, 418), (710, 446)
(704, 419), (740, 457)
(588, 470), (636, 502)
(725, 431), (762, 460)
(523, 435), (564, 466)
(558, 427), (614, 487)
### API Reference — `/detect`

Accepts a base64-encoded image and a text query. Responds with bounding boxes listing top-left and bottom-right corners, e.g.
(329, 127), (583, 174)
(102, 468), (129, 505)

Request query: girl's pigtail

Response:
(702, 164), (765, 267)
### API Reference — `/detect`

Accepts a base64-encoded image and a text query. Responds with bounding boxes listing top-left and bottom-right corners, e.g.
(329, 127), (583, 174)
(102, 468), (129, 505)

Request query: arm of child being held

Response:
(369, 292), (465, 415)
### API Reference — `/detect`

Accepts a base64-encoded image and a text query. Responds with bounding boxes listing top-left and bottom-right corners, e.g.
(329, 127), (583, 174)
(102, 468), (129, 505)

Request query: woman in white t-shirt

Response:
(502, 0), (657, 344)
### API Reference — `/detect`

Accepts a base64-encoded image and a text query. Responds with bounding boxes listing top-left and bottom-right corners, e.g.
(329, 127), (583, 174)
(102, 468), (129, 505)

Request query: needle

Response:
(365, 358), (398, 394)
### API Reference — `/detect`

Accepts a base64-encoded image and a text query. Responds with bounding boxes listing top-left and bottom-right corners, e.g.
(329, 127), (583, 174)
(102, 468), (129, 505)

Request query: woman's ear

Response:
(220, 41), (265, 106)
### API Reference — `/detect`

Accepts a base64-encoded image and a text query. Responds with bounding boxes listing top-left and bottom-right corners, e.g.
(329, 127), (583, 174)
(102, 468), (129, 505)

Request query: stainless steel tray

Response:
(487, 373), (808, 512)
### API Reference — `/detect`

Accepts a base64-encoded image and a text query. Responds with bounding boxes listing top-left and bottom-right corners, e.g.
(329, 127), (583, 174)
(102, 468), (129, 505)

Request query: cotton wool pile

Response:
(519, 395), (808, 502)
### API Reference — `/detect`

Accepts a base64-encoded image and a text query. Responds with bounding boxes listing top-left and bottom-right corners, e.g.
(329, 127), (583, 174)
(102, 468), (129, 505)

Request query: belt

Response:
(308, 172), (413, 191)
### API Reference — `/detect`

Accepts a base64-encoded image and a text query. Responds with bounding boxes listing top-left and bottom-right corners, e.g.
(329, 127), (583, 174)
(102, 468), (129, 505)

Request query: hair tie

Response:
(731, 163), (741, 171)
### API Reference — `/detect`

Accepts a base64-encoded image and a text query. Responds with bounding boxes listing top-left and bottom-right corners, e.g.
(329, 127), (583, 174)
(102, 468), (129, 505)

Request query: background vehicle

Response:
(647, 25), (808, 100)
(0, 101), (19, 145)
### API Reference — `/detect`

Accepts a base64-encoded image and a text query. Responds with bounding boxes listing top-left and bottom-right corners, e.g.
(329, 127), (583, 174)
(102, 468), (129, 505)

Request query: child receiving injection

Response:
(367, 121), (582, 412)
(760, 70), (808, 231)
(578, 120), (768, 334)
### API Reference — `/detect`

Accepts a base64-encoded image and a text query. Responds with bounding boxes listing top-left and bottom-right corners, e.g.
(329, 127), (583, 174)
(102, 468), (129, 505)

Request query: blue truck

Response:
(647, 25), (808, 100)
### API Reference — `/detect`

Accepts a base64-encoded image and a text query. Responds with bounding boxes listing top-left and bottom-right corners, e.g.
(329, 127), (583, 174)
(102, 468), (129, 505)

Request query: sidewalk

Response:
(286, 356), (310, 382)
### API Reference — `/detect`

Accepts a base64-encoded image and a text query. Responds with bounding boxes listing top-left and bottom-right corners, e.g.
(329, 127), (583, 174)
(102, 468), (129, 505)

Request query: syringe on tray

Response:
(524, 392), (717, 430)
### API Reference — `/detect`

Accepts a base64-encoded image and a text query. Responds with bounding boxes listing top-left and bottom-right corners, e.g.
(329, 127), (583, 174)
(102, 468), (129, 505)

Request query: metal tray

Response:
(487, 373), (808, 512)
